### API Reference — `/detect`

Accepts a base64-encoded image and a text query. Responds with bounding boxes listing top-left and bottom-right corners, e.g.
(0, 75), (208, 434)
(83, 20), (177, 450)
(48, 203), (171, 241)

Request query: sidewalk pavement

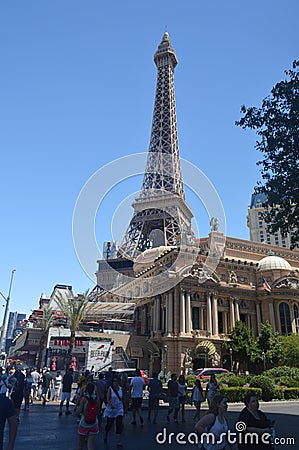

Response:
(4, 400), (299, 450)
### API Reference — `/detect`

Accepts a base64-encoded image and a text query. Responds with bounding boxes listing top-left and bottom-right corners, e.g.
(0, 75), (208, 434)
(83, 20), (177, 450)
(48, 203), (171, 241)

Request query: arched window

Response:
(192, 307), (200, 330)
(294, 304), (299, 333)
(279, 302), (292, 335)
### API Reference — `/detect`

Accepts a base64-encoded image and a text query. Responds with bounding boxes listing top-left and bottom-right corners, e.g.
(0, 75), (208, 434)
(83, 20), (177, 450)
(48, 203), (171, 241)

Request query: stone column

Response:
(180, 290), (186, 334)
(141, 306), (146, 334)
(206, 292), (212, 335)
(199, 307), (204, 330)
(168, 291), (174, 333)
(212, 293), (218, 335)
(166, 294), (170, 334)
(152, 299), (156, 332)
(156, 296), (161, 331)
(173, 287), (180, 334)
(223, 311), (228, 334)
(256, 302), (262, 334)
(185, 291), (192, 334)
(246, 315), (250, 328)
(229, 297), (235, 329)
(290, 302), (297, 334)
(269, 301), (276, 331)
(235, 298), (240, 322)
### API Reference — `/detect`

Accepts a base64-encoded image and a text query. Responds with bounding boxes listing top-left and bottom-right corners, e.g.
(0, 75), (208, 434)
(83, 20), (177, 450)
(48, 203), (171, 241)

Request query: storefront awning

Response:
(195, 340), (216, 356)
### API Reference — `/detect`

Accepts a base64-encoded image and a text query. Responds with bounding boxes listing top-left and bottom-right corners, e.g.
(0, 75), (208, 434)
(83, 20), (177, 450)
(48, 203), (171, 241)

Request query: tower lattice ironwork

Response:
(118, 33), (194, 259)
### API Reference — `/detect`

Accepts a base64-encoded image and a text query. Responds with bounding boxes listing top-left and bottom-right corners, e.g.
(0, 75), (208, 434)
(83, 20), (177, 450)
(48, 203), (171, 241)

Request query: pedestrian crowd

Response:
(0, 366), (276, 450)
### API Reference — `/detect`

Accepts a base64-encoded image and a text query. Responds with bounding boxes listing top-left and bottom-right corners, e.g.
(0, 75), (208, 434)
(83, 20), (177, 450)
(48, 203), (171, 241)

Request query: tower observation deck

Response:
(118, 33), (194, 259)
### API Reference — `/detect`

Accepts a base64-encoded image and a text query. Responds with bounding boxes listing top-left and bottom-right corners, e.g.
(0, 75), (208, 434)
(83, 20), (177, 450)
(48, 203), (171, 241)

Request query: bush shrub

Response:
(186, 375), (197, 387)
(219, 387), (262, 403)
(283, 388), (299, 399)
(217, 373), (246, 387)
(277, 376), (299, 388)
(273, 387), (284, 400)
(264, 366), (299, 382)
(249, 376), (275, 401)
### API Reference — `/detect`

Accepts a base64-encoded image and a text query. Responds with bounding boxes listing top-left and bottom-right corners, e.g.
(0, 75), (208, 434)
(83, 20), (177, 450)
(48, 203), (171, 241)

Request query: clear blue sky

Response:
(0, 1), (298, 316)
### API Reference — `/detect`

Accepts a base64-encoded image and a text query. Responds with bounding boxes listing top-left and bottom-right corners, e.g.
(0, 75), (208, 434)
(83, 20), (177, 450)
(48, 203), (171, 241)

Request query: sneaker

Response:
(166, 415), (170, 422)
(58, 411), (62, 416)
(65, 411), (72, 415)
(174, 419), (178, 423)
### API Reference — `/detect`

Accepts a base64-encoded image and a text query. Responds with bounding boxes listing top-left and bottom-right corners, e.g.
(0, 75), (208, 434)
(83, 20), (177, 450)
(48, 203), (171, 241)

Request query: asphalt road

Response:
(4, 400), (299, 450)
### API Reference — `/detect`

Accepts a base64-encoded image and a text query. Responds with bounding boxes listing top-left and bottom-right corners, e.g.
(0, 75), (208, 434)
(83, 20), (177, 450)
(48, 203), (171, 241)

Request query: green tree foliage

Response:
(281, 334), (299, 367)
(257, 321), (284, 366)
(32, 306), (54, 370)
(54, 290), (93, 356)
(236, 61), (299, 248)
(224, 321), (259, 370)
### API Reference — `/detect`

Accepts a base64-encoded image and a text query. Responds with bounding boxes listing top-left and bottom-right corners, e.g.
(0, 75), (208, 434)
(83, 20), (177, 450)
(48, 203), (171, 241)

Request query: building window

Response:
(192, 307), (199, 330)
(240, 314), (246, 323)
(218, 312), (223, 333)
(279, 302), (292, 335)
(294, 304), (299, 333)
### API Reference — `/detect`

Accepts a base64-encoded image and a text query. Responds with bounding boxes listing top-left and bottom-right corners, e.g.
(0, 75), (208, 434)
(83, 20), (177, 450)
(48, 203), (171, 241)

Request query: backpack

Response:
(84, 398), (98, 424)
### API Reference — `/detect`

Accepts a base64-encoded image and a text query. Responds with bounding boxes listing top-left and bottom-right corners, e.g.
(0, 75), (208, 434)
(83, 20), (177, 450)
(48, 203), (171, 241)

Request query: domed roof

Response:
(135, 246), (174, 264)
(133, 246), (175, 273)
(258, 253), (292, 272)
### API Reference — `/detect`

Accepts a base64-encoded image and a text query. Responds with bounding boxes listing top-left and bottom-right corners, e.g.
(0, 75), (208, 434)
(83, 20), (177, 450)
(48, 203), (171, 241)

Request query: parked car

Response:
(112, 368), (149, 385)
(193, 368), (229, 378)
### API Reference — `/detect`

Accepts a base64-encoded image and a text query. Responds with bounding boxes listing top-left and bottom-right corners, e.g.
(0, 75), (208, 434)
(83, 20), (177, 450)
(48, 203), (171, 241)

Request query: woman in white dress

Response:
(103, 377), (124, 447)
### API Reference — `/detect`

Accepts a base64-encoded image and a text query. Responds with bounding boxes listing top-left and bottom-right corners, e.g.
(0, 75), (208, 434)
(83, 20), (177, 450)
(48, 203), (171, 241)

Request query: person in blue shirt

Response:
(147, 372), (162, 424)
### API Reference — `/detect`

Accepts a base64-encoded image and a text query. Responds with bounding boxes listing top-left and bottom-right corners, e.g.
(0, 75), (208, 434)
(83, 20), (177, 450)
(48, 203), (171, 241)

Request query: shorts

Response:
(149, 397), (159, 410)
(78, 423), (99, 435)
(61, 392), (71, 402)
(131, 397), (142, 408)
(169, 396), (179, 410)
(11, 394), (23, 409)
(179, 395), (186, 404)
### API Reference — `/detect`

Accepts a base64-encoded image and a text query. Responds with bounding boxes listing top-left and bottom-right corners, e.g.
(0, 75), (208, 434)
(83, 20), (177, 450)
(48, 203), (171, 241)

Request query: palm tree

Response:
(32, 306), (54, 370)
(53, 290), (93, 362)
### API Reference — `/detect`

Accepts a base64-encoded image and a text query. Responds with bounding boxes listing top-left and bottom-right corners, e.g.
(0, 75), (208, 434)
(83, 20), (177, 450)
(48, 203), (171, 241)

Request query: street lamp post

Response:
(163, 344), (168, 381)
(204, 347), (208, 368)
(261, 351), (266, 372)
(0, 269), (16, 353)
(229, 347), (233, 372)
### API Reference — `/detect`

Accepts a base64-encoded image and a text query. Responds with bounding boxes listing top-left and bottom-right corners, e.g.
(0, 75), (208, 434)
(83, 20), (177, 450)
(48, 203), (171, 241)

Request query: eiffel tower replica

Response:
(118, 32), (194, 260)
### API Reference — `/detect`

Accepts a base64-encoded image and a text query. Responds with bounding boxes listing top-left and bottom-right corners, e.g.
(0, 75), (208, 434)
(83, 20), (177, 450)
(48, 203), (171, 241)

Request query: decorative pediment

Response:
(179, 263), (220, 284)
(274, 276), (299, 289)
